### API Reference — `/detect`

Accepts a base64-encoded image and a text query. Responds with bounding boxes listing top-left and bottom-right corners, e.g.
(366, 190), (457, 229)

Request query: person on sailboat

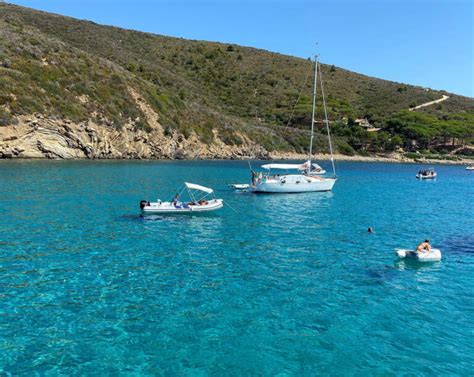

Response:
(416, 240), (432, 252)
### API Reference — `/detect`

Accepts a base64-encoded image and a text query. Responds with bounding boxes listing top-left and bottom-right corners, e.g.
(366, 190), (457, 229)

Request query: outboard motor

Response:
(139, 200), (149, 210)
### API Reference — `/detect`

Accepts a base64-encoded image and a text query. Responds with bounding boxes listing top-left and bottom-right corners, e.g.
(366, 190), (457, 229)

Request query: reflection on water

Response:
(254, 190), (334, 208)
(394, 258), (442, 271)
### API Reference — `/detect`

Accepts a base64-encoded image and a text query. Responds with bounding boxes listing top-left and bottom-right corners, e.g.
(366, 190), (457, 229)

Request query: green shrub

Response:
(0, 108), (12, 126)
(179, 125), (191, 139)
(135, 119), (152, 132)
(335, 140), (355, 155)
(196, 122), (214, 144)
(404, 152), (419, 159)
(220, 128), (243, 146)
(164, 125), (173, 136)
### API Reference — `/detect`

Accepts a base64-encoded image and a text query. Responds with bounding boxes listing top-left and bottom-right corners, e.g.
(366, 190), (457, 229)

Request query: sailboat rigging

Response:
(250, 55), (337, 193)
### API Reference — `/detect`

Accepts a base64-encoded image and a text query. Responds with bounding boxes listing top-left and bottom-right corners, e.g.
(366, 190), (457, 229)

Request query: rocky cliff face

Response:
(0, 84), (269, 160)
(0, 114), (269, 160)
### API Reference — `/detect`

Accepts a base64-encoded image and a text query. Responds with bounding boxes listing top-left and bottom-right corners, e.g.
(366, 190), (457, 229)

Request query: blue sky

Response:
(8, 0), (474, 97)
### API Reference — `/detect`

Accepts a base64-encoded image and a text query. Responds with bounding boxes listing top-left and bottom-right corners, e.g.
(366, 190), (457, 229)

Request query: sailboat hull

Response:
(251, 175), (336, 193)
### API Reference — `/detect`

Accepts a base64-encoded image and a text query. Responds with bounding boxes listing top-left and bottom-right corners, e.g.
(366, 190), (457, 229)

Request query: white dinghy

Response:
(140, 182), (223, 214)
(416, 168), (437, 179)
(306, 162), (326, 176)
(228, 183), (250, 190)
(395, 248), (442, 262)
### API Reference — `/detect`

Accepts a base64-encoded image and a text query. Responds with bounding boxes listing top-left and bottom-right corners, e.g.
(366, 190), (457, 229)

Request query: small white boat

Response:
(466, 165), (474, 171)
(140, 182), (223, 214)
(228, 183), (250, 190)
(416, 168), (437, 179)
(395, 248), (442, 262)
(306, 162), (326, 176)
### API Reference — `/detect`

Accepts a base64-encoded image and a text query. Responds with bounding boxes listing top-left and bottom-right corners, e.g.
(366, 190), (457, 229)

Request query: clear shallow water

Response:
(0, 160), (473, 375)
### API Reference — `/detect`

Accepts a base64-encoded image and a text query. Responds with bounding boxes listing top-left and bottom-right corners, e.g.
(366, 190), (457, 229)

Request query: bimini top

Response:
(184, 182), (213, 194)
(261, 160), (318, 171)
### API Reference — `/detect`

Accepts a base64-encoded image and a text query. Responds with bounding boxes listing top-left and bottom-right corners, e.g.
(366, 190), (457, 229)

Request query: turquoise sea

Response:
(0, 160), (473, 375)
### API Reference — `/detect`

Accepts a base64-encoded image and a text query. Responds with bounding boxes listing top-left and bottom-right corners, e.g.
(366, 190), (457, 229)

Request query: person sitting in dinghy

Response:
(172, 193), (180, 206)
(416, 240), (432, 253)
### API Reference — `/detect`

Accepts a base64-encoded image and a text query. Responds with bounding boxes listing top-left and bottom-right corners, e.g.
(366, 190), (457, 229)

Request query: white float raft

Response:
(395, 248), (442, 262)
(228, 183), (250, 190)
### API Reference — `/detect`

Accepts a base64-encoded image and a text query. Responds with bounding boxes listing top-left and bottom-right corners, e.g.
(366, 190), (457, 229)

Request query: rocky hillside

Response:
(0, 3), (472, 159)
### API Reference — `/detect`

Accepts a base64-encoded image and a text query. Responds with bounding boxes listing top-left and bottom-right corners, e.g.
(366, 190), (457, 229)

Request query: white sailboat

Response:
(250, 55), (337, 193)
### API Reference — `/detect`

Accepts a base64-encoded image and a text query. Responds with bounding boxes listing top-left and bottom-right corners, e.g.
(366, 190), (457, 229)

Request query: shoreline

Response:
(269, 152), (473, 166)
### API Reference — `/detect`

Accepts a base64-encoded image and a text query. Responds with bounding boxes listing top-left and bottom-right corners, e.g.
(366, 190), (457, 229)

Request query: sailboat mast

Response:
(309, 55), (319, 164)
(318, 63), (337, 176)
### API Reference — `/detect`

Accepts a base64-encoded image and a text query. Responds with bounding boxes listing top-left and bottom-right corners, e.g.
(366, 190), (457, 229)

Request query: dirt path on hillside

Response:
(409, 95), (449, 111)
